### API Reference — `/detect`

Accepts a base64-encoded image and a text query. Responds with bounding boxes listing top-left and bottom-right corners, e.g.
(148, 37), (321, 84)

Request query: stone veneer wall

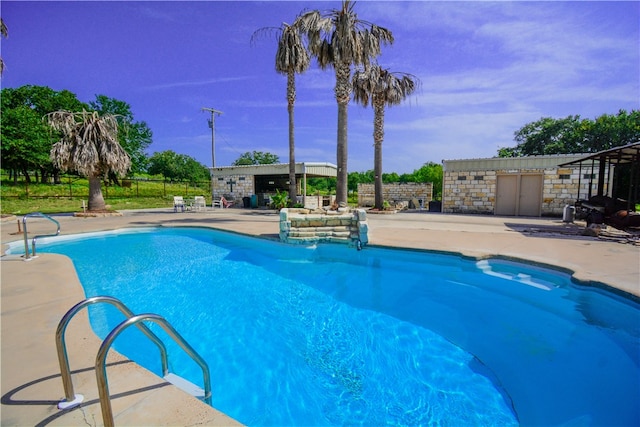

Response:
(357, 183), (433, 207)
(279, 208), (369, 246)
(442, 166), (599, 215)
(301, 194), (337, 210)
(442, 170), (496, 214)
(212, 174), (254, 205)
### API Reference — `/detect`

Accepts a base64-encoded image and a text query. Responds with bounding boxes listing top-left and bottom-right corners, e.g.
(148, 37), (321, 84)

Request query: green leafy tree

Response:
(412, 162), (443, 200)
(47, 110), (131, 211)
(301, 0), (394, 204)
(352, 65), (418, 209)
(232, 151), (280, 165)
(0, 85), (87, 183)
(148, 151), (181, 180)
(382, 172), (401, 183)
(348, 164), (442, 200)
(398, 173), (414, 183)
(307, 176), (336, 194)
(147, 150), (209, 182)
(503, 116), (582, 157)
(347, 170), (374, 193)
(498, 111), (639, 157)
(253, 13), (312, 206)
(1, 104), (50, 183)
(578, 110), (640, 153)
(347, 171), (363, 194)
(181, 157), (211, 182)
(89, 95), (153, 177)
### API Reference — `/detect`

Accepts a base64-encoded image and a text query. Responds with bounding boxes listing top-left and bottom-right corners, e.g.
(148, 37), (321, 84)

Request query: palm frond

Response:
(46, 109), (131, 178)
(306, 1), (394, 69)
(275, 24), (310, 74)
(352, 64), (419, 108)
(250, 26), (282, 47)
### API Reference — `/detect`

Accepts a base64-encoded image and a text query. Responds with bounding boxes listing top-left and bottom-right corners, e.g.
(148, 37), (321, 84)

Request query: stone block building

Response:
(210, 162), (337, 208)
(442, 154), (606, 216)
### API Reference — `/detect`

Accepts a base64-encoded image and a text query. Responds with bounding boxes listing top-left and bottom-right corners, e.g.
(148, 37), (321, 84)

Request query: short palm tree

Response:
(253, 16), (312, 206)
(353, 65), (418, 210)
(46, 110), (131, 211)
(302, 0), (394, 205)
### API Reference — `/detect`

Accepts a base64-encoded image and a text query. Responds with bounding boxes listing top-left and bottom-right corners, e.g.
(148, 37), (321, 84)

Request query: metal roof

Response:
(558, 142), (640, 166)
(210, 162), (337, 177)
(443, 154), (587, 172)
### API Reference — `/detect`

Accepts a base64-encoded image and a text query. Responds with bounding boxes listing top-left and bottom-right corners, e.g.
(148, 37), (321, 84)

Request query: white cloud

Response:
(142, 76), (254, 91)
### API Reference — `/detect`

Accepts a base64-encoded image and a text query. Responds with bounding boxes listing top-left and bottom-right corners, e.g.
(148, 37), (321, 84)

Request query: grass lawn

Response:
(1, 176), (344, 215)
(0, 197), (173, 216)
(1, 176), (210, 215)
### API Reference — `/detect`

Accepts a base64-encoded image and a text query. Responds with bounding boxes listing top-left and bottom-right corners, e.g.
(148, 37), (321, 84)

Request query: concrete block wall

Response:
(279, 208), (369, 246)
(357, 183), (433, 207)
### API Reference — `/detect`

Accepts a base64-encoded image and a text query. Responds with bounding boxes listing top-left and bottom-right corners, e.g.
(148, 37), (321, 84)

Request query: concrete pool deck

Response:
(2, 207), (639, 426)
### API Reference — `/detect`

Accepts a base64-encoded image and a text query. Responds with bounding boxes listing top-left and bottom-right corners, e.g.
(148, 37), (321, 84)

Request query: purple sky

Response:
(2, 1), (638, 173)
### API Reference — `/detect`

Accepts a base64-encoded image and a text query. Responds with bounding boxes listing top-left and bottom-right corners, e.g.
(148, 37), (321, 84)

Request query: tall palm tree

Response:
(302, 0), (393, 204)
(353, 65), (418, 210)
(1, 18), (8, 75)
(46, 110), (131, 211)
(253, 16), (311, 206)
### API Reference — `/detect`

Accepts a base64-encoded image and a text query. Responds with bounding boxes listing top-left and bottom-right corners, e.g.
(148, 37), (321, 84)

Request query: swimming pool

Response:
(17, 227), (640, 426)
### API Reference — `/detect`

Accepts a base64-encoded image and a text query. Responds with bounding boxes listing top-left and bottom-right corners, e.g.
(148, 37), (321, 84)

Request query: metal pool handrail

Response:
(95, 313), (212, 427)
(22, 212), (60, 260)
(55, 296), (169, 410)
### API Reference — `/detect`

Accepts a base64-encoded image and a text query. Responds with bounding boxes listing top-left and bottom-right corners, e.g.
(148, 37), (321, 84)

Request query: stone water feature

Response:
(279, 207), (369, 247)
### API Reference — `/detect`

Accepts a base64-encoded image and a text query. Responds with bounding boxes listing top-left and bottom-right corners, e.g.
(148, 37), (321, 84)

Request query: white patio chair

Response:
(173, 196), (185, 212)
(193, 196), (207, 211)
(212, 197), (223, 209)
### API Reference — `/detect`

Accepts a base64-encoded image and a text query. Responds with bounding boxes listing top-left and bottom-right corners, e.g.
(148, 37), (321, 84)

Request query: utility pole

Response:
(201, 107), (223, 167)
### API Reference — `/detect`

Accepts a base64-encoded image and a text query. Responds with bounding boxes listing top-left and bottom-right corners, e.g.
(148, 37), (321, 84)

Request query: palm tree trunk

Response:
(88, 176), (107, 211)
(336, 102), (349, 204)
(373, 101), (385, 210)
(335, 62), (351, 205)
(287, 71), (297, 207)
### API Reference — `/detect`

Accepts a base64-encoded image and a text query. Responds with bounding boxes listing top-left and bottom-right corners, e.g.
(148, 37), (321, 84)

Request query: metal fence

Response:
(0, 174), (211, 199)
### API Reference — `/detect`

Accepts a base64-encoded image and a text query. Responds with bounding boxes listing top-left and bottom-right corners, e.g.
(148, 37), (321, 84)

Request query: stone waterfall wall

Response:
(279, 208), (369, 246)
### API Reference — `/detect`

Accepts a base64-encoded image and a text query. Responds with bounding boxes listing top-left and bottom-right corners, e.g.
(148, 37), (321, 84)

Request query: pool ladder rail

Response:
(21, 212), (61, 261)
(56, 296), (212, 427)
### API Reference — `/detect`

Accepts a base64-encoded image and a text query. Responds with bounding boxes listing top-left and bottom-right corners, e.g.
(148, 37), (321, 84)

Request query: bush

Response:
(270, 190), (289, 210)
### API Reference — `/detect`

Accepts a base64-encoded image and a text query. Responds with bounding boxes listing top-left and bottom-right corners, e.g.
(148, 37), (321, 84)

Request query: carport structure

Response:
(559, 142), (640, 211)
(209, 162), (337, 208)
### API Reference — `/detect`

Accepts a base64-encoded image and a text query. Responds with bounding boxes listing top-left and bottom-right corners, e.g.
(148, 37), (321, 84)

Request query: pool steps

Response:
(56, 296), (211, 427)
(164, 373), (205, 398)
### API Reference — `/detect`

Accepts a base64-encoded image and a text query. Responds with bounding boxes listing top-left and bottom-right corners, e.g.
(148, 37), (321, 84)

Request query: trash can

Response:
(562, 204), (575, 223)
(242, 196), (251, 208)
(428, 201), (442, 212)
(250, 194), (258, 208)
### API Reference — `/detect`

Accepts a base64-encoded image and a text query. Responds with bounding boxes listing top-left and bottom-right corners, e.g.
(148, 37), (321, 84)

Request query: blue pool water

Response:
(20, 227), (640, 426)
